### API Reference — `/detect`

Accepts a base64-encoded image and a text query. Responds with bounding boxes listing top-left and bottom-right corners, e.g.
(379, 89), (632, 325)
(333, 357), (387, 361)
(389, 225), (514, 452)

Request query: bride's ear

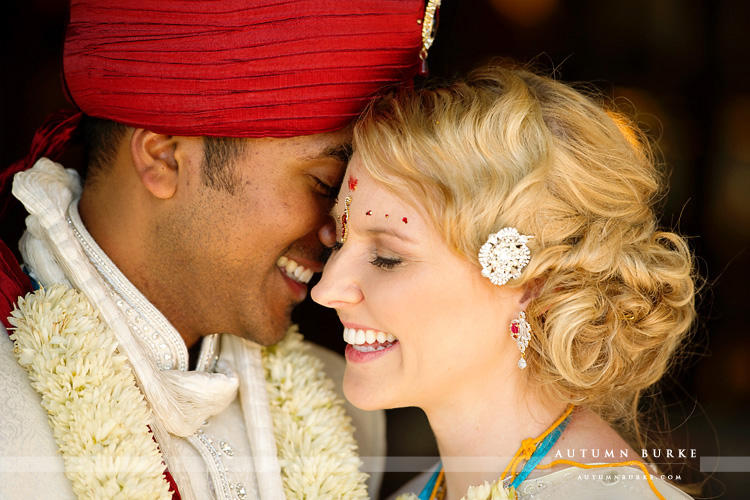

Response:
(519, 278), (545, 309)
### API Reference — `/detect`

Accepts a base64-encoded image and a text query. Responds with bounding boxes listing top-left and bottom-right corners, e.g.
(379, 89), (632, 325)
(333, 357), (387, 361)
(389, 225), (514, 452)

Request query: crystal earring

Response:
(509, 311), (531, 369)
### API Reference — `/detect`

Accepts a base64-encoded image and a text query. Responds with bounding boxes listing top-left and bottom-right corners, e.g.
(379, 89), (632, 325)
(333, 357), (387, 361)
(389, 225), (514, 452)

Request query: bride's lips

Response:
(341, 323), (399, 363)
(277, 255), (320, 301)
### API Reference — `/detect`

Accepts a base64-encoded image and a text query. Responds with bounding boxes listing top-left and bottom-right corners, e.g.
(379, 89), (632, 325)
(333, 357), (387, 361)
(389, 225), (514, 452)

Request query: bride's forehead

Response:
(343, 175), (402, 209)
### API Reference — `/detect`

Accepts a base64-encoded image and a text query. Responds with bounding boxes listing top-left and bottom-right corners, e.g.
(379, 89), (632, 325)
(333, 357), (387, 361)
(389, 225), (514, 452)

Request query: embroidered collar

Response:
(67, 201), (196, 371)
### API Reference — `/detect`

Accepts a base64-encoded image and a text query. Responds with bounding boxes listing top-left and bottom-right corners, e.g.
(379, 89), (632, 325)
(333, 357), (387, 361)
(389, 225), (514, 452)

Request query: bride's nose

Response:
(311, 248), (364, 308)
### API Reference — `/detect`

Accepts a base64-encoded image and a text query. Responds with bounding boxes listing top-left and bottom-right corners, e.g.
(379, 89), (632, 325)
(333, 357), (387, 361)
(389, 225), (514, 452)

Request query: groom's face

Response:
(149, 130), (349, 348)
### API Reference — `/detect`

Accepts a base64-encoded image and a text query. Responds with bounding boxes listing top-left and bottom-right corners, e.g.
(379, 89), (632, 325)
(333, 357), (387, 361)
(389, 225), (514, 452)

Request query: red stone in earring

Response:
(510, 322), (520, 340)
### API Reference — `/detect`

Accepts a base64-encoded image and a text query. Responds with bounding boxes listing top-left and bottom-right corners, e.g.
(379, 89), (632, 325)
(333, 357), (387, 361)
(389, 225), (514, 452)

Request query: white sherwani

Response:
(0, 159), (385, 500)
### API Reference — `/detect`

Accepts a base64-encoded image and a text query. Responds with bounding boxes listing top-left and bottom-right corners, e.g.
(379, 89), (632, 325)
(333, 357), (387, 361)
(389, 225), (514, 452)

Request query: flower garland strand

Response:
(8, 284), (172, 500)
(263, 324), (370, 499)
(9, 284), (369, 499)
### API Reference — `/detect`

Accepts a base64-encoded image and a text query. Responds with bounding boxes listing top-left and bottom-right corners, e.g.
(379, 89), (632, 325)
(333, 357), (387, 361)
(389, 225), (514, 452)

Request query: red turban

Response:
(63, 0), (425, 138)
(0, 1), (429, 217)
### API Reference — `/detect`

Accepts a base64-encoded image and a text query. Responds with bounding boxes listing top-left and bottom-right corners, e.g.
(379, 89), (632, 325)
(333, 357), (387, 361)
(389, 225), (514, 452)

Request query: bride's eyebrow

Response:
(365, 227), (416, 244)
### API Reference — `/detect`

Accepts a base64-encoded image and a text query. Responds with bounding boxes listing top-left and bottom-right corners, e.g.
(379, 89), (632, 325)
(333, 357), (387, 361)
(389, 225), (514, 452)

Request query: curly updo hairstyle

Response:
(353, 64), (695, 432)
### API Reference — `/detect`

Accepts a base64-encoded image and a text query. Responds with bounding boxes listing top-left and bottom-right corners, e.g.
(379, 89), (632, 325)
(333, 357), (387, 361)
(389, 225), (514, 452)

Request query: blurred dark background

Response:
(2, 1), (748, 498)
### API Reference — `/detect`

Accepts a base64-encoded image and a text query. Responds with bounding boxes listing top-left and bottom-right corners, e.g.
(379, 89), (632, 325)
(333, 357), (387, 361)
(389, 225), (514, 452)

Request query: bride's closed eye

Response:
(370, 253), (403, 270)
(327, 231), (405, 270)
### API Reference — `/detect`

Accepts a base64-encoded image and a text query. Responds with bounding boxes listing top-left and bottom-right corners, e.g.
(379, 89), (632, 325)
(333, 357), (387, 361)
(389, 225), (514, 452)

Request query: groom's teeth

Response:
(342, 327), (398, 347)
(277, 256), (314, 285)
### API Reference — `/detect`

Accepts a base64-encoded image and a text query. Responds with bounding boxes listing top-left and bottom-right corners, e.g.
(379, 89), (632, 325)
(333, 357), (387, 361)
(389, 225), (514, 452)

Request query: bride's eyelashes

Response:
(328, 239), (404, 270)
(370, 254), (403, 270)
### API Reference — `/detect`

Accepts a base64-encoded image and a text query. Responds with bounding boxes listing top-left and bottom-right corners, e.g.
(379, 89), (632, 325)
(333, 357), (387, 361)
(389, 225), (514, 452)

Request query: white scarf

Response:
(12, 159), (285, 500)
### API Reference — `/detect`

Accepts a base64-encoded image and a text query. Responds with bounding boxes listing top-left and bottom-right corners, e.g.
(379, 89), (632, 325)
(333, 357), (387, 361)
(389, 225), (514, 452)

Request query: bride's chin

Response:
(343, 375), (391, 412)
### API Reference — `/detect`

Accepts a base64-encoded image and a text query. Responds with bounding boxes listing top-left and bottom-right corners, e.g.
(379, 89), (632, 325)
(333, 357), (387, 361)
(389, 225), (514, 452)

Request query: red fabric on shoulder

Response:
(0, 110), (82, 218)
(0, 239), (32, 331)
(164, 468), (182, 500)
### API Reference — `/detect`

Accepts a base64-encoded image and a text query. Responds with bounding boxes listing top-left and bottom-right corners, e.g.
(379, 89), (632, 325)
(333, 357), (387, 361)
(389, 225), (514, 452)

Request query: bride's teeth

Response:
(365, 330), (376, 344)
(343, 327), (398, 349)
(277, 256), (288, 267)
(301, 269), (314, 283)
(293, 266), (304, 278)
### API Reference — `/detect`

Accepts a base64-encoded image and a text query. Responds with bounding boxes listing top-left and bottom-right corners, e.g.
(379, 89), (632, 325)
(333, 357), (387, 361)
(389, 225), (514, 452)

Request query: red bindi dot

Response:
(385, 214), (389, 218)
(402, 217), (408, 224)
(348, 177), (358, 191)
(365, 210), (372, 216)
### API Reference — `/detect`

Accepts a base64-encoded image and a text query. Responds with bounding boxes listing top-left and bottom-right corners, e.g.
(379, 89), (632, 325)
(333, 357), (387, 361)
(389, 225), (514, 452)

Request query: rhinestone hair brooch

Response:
(478, 227), (533, 286)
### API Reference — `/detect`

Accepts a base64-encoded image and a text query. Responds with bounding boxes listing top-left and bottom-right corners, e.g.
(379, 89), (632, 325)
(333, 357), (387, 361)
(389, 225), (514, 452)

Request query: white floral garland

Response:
(9, 284), (368, 499)
(9, 284), (172, 500)
(263, 325), (369, 499)
(396, 478), (516, 500)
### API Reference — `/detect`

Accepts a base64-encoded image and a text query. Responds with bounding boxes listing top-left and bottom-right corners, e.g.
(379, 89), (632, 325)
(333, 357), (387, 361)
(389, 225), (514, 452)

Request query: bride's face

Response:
(312, 155), (523, 411)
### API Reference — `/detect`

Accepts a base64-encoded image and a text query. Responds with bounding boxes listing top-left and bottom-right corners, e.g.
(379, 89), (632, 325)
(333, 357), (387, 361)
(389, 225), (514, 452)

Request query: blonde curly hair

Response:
(353, 64), (695, 428)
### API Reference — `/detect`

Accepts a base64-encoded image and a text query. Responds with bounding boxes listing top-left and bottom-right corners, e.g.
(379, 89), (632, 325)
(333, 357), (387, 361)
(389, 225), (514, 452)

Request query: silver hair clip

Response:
(478, 227), (533, 286)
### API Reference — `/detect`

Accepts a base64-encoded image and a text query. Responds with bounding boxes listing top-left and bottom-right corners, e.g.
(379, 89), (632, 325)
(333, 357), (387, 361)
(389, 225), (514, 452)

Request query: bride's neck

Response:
(423, 371), (567, 500)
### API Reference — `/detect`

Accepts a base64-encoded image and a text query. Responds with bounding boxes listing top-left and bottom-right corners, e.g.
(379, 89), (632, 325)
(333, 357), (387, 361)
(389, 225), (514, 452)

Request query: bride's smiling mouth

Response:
(341, 325), (399, 362)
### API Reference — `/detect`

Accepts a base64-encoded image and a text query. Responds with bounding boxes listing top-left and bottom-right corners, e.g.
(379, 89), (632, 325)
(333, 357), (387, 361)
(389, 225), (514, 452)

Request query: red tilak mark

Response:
(348, 177), (358, 191)
(365, 210), (372, 216)
(402, 217), (408, 224)
(385, 214), (389, 218)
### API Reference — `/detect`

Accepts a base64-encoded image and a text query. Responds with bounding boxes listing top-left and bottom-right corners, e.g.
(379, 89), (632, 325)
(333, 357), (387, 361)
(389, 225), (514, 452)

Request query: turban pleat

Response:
(64, 0), (425, 137)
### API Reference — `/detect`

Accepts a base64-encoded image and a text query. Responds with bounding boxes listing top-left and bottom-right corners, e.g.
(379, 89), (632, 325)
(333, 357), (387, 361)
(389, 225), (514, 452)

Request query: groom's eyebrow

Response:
(307, 143), (352, 163)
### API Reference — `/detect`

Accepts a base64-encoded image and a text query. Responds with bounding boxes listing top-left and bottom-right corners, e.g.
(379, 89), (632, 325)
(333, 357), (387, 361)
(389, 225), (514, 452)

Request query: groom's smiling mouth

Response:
(277, 255), (315, 284)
